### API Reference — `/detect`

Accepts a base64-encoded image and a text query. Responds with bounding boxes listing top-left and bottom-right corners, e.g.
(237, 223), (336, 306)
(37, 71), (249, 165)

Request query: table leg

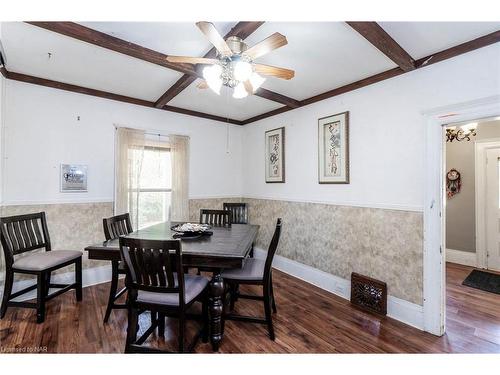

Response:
(209, 272), (224, 351)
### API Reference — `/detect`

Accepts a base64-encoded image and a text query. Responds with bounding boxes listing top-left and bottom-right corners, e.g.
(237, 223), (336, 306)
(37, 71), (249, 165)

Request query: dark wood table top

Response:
(85, 222), (259, 269)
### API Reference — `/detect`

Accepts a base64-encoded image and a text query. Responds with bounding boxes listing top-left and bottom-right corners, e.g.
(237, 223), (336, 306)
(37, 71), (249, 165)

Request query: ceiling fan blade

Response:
(196, 21), (233, 56)
(253, 64), (295, 80)
(243, 80), (254, 94)
(244, 32), (288, 60)
(166, 56), (219, 65)
(196, 80), (209, 89)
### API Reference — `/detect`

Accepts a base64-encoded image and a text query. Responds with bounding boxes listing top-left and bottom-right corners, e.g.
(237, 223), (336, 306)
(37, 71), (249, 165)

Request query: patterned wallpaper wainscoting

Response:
(189, 197), (423, 305)
(1, 199), (423, 305)
(0, 202), (113, 281)
(188, 197), (243, 222)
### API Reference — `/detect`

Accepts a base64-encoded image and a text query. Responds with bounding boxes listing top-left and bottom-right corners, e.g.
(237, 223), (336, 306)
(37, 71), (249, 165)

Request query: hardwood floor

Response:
(0, 262), (499, 353)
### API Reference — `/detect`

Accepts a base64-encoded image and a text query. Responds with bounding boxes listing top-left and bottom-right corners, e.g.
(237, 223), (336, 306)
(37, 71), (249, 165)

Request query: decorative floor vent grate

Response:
(350, 272), (387, 316)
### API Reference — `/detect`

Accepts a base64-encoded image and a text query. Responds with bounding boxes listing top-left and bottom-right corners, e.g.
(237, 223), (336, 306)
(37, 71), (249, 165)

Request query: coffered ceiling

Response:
(1, 21), (499, 124)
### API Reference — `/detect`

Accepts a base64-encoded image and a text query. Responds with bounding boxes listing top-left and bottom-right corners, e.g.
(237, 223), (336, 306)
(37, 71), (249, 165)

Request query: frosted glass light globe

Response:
(249, 72), (266, 91)
(233, 82), (248, 99)
(233, 61), (252, 82)
(203, 65), (223, 95)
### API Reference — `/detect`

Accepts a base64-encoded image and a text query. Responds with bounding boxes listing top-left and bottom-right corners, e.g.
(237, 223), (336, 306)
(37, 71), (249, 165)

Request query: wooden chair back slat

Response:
(223, 203), (248, 224)
(119, 237), (185, 305)
(199, 209), (231, 227)
(263, 218), (283, 284)
(0, 212), (52, 267)
(25, 220), (37, 247)
(19, 220), (32, 248)
(12, 221), (24, 249)
(103, 213), (133, 241)
(32, 219), (44, 246)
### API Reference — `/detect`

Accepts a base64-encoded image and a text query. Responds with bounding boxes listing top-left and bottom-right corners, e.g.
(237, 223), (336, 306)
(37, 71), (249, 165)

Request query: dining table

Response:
(84, 221), (259, 351)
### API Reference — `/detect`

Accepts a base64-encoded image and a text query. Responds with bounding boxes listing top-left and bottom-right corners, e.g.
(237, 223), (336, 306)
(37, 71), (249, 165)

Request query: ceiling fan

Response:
(166, 22), (295, 99)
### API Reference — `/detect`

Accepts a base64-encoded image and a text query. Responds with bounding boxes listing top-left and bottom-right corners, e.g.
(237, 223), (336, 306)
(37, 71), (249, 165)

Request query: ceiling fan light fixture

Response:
(249, 72), (266, 92)
(203, 64), (223, 95)
(233, 82), (248, 99)
(233, 61), (253, 82)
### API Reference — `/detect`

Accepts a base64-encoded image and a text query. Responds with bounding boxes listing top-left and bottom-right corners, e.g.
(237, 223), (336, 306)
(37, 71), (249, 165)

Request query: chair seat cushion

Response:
(13, 250), (82, 271)
(221, 258), (265, 281)
(137, 275), (209, 306)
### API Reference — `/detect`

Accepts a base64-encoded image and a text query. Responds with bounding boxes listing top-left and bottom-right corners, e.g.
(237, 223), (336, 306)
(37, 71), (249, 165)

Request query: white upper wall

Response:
(241, 44), (500, 212)
(1, 42), (499, 209)
(1, 80), (244, 205)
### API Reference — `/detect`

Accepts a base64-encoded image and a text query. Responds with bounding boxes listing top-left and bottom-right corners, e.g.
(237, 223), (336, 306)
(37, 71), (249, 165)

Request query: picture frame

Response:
(318, 111), (349, 184)
(60, 164), (88, 192)
(265, 127), (285, 183)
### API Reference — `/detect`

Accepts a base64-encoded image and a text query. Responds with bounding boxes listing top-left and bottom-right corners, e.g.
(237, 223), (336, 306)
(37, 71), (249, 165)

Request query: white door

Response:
(485, 148), (500, 271)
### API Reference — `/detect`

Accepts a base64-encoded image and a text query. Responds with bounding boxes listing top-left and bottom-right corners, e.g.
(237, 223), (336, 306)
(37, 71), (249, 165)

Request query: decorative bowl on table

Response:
(171, 223), (212, 239)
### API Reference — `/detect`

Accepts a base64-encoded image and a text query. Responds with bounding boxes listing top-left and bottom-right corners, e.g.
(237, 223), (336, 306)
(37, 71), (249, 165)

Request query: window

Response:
(115, 128), (188, 228)
(131, 146), (172, 229)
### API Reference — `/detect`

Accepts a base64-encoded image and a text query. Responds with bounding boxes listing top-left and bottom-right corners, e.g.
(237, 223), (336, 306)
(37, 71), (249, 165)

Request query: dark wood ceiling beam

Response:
(27, 21), (299, 109)
(415, 29), (500, 68)
(162, 104), (243, 124)
(4, 68), (244, 125)
(346, 22), (416, 72)
(154, 21), (265, 108)
(240, 106), (293, 125)
(26, 22), (197, 76)
(243, 29), (500, 124)
(255, 87), (301, 108)
(300, 67), (404, 107)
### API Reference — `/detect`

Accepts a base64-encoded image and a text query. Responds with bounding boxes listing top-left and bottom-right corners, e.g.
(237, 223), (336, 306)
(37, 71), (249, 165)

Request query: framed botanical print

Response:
(265, 127), (285, 183)
(318, 111), (349, 184)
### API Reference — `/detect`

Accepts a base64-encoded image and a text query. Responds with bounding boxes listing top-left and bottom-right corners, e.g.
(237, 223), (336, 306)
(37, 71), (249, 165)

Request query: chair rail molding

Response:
(422, 94), (500, 336)
(240, 194), (423, 212)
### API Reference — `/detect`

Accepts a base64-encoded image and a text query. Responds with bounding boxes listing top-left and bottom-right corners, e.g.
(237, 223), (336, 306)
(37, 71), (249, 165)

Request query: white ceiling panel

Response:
(380, 22), (500, 60)
(241, 22), (398, 101)
(1, 21), (498, 122)
(1, 22), (184, 101)
(169, 81), (283, 121)
(79, 22), (235, 57)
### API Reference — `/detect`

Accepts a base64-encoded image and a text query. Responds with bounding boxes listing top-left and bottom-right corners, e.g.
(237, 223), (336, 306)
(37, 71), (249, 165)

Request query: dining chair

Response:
(222, 202), (248, 224)
(222, 218), (282, 340)
(199, 209), (232, 227)
(223, 202), (254, 257)
(119, 237), (209, 353)
(0, 212), (82, 323)
(102, 213), (133, 323)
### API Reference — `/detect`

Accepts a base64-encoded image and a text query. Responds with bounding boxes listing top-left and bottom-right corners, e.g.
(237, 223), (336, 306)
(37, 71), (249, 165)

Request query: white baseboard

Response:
(2, 252), (426, 330)
(253, 248), (424, 330)
(446, 248), (477, 267)
(0, 265), (113, 302)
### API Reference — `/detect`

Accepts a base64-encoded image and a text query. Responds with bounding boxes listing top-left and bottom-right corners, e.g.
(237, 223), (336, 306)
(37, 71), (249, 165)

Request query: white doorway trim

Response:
(475, 139), (500, 269)
(422, 95), (500, 336)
